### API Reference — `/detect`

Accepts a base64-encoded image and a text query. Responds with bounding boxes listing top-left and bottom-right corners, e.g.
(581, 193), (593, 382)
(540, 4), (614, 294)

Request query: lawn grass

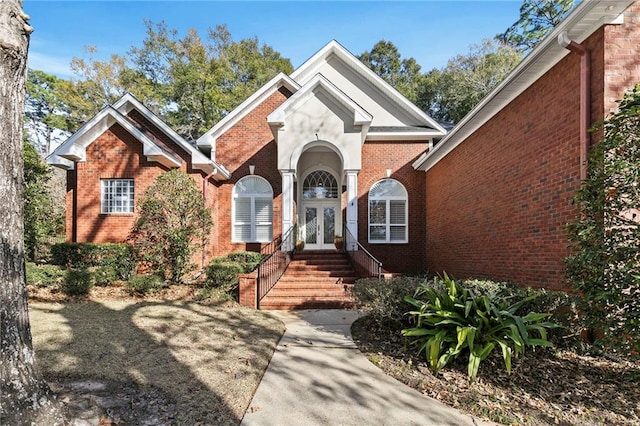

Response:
(29, 299), (285, 425)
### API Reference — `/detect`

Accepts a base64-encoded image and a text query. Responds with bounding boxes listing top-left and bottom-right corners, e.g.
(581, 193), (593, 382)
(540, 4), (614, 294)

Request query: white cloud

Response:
(27, 51), (73, 78)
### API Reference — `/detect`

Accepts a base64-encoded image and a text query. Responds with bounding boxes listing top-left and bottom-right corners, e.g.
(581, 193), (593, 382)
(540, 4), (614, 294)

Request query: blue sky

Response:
(24, 1), (523, 79)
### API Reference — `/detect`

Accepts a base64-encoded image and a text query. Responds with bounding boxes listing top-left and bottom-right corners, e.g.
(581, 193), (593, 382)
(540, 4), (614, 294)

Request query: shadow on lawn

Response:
(31, 300), (283, 425)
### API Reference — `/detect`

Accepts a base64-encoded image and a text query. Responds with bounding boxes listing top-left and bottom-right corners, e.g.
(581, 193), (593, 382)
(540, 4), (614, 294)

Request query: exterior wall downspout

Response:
(201, 168), (217, 268)
(559, 32), (591, 181)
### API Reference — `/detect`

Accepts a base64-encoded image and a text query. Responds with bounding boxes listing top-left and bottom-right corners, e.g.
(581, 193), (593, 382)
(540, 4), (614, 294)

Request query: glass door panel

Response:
(323, 207), (335, 245)
(304, 207), (318, 244)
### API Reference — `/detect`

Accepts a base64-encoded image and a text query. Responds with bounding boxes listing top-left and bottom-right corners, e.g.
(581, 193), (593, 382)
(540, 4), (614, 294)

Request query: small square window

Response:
(101, 179), (134, 214)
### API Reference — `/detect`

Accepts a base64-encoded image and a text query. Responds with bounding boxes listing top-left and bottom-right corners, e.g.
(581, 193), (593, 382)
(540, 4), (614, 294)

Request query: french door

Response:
(303, 202), (338, 250)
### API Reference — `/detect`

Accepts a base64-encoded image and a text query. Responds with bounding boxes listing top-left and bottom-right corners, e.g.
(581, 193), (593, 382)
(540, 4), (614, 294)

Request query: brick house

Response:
(413, 0), (640, 290)
(49, 0), (639, 307)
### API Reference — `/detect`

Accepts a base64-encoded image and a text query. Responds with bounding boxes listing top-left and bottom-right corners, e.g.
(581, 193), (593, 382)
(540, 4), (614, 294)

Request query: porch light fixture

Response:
(249, 165), (255, 175)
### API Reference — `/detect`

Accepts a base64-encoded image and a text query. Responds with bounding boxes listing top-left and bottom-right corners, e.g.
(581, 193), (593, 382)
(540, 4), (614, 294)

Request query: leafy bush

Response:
(26, 262), (66, 288)
(226, 251), (263, 273)
(129, 170), (212, 283)
(61, 269), (94, 296)
(126, 274), (165, 294)
(91, 266), (119, 287)
(352, 276), (426, 326)
(204, 260), (245, 294)
(402, 274), (559, 382)
(567, 84), (640, 359)
(51, 242), (134, 280)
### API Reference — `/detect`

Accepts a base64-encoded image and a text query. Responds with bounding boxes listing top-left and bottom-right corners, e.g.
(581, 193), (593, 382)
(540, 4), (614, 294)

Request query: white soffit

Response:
(292, 40), (447, 135)
(196, 73), (300, 151)
(413, 0), (633, 172)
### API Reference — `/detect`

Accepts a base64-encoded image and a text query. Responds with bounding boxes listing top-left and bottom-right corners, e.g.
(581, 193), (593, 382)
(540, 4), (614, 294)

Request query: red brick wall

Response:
(423, 9), (640, 290)
(69, 120), (211, 261)
(213, 86), (292, 256)
(359, 140), (429, 273)
(604, 2), (640, 116)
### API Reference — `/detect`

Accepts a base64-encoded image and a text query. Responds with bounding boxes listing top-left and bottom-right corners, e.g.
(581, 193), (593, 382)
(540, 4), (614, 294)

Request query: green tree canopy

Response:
(498, 0), (575, 52)
(417, 39), (521, 124)
(358, 40), (423, 103)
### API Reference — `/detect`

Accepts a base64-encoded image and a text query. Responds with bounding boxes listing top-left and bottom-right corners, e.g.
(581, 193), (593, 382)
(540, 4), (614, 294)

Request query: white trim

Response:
(113, 93), (230, 179)
(196, 73), (300, 156)
(291, 40), (447, 135)
(232, 175), (274, 243)
(367, 178), (408, 244)
(267, 73), (373, 143)
(366, 131), (439, 141)
(54, 106), (181, 168)
(46, 153), (74, 170)
(413, 0), (634, 172)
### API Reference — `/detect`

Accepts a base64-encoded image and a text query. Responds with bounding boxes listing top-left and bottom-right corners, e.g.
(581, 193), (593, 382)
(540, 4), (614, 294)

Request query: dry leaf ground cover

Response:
(351, 316), (640, 426)
(29, 287), (284, 425)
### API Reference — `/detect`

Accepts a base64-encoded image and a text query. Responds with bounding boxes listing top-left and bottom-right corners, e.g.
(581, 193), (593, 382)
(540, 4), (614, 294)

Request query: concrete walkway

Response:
(241, 310), (493, 426)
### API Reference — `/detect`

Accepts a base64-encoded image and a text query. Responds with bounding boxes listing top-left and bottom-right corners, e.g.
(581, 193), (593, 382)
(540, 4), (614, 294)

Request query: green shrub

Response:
(352, 276), (426, 326)
(91, 266), (119, 287)
(402, 273), (559, 382)
(51, 242), (134, 279)
(126, 274), (165, 294)
(61, 269), (94, 296)
(26, 262), (66, 288)
(204, 261), (244, 294)
(226, 251), (263, 272)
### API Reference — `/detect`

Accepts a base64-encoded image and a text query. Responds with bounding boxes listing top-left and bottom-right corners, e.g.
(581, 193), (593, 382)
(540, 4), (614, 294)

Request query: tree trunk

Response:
(0, 2), (65, 424)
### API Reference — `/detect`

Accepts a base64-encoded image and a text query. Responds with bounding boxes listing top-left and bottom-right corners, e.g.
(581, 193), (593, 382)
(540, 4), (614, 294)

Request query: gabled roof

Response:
(291, 40), (447, 135)
(48, 93), (230, 180)
(413, 0), (634, 172)
(196, 73), (300, 156)
(267, 73), (373, 143)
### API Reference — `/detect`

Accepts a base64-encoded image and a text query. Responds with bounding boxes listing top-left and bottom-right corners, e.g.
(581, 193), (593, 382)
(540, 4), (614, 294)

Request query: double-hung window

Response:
(232, 176), (273, 242)
(368, 179), (408, 243)
(101, 179), (134, 214)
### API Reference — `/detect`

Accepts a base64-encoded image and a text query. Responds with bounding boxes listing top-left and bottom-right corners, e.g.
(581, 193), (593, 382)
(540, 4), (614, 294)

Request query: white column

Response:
(281, 170), (295, 251)
(345, 170), (359, 251)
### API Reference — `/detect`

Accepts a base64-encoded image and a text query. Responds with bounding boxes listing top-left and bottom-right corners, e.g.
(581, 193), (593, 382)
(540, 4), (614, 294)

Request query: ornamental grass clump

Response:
(402, 273), (560, 382)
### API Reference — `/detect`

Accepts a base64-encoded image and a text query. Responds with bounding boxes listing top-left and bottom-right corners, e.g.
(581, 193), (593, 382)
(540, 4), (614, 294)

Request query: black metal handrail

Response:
(256, 224), (297, 308)
(343, 225), (382, 279)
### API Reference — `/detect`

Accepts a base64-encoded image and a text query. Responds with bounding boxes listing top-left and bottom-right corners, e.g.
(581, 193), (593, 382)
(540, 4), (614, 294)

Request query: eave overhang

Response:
(267, 73), (373, 144)
(413, 0), (633, 172)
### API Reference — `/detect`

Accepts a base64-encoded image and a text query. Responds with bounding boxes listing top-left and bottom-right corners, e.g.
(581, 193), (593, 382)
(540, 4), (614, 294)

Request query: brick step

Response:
(289, 259), (351, 266)
(270, 281), (354, 289)
(259, 297), (355, 310)
(266, 288), (352, 297)
(276, 274), (357, 285)
(281, 270), (357, 278)
(286, 264), (354, 272)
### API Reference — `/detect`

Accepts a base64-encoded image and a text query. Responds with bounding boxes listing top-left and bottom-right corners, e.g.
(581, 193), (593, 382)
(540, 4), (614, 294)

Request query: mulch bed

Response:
(351, 315), (640, 426)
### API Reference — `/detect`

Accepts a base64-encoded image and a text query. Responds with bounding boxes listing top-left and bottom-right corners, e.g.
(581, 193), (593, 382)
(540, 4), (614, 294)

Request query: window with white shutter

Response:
(368, 179), (407, 243)
(232, 176), (273, 242)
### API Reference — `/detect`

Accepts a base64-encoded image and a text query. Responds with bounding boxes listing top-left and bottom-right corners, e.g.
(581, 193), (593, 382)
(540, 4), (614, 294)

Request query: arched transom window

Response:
(368, 179), (408, 243)
(233, 176), (273, 242)
(303, 170), (338, 199)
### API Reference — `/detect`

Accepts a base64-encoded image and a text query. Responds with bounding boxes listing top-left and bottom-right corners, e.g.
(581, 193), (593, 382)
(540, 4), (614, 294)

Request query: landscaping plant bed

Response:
(29, 294), (284, 425)
(351, 316), (640, 425)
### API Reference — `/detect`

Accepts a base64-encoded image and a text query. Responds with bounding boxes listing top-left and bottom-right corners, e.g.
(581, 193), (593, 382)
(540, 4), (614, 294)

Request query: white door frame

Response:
(301, 201), (340, 250)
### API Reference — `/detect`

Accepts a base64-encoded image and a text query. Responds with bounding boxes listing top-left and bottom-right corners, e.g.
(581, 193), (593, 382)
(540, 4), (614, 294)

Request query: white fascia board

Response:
(413, 0), (634, 172)
(291, 40), (446, 134)
(367, 131), (441, 142)
(46, 153), (74, 170)
(113, 92), (216, 173)
(267, 73), (373, 128)
(196, 73), (300, 151)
